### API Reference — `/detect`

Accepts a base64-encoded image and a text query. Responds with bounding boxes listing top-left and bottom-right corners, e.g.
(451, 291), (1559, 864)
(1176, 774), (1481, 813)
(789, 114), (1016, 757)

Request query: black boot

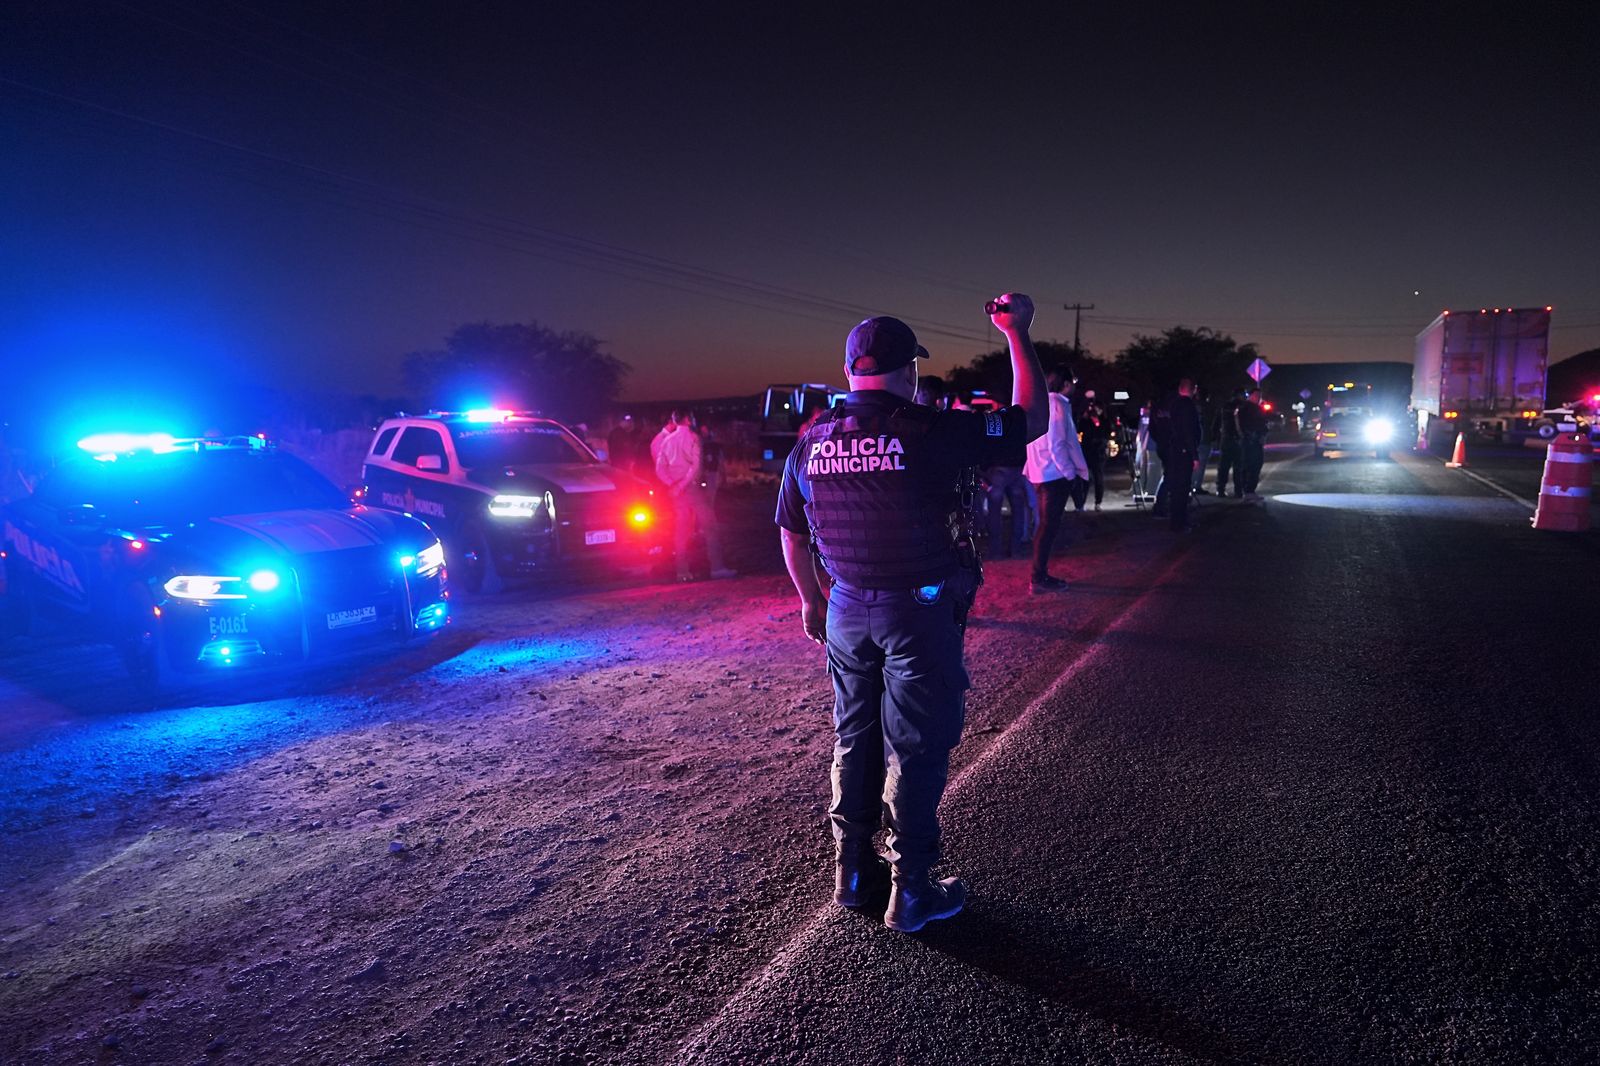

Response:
(833, 851), (890, 909)
(884, 872), (966, 932)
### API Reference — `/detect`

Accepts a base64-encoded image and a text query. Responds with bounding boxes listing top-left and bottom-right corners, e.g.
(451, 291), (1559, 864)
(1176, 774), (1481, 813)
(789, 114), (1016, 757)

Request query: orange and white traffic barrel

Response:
(1531, 435), (1593, 532)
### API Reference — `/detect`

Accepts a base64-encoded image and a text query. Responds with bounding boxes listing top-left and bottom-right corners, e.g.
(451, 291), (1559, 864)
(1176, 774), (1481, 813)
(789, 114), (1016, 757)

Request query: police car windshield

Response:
(37, 451), (349, 522)
(453, 424), (594, 468)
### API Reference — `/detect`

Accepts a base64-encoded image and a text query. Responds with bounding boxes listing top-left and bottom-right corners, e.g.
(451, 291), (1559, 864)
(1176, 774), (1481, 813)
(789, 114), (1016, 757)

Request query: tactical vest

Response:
(799, 403), (961, 589)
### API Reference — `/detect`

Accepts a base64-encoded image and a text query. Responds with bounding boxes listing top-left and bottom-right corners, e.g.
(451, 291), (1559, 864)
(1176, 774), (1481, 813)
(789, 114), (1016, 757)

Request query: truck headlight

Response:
(164, 575), (246, 600)
(1364, 419), (1394, 444)
(488, 494), (543, 518)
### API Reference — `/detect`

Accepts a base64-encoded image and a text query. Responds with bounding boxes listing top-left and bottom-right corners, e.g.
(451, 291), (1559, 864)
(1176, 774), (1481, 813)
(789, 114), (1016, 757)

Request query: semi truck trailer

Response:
(1412, 307), (1551, 448)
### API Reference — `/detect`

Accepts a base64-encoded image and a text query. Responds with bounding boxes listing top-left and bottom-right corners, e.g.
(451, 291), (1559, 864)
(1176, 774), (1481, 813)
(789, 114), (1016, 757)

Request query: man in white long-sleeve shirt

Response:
(653, 410), (734, 581)
(1023, 369), (1089, 593)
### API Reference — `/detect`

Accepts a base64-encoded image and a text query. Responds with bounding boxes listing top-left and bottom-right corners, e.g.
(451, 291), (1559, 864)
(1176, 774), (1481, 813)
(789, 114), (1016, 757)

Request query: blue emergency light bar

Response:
(77, 433), (270, 460)
(77, 432), (177, 456)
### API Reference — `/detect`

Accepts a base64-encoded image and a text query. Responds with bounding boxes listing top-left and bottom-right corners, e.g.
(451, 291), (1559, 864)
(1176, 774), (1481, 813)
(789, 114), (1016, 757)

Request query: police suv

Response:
(0, 433), (449, 691)
(361, 410), (666, 592)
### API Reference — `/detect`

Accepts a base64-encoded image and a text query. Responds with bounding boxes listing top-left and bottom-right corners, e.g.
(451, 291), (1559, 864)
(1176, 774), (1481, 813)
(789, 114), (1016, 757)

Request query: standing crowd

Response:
(962, 371), (1277, 585)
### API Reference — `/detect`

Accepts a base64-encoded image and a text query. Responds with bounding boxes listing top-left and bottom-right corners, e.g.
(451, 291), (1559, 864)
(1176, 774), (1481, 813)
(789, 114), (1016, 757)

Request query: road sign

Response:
(1247, 357), (1272, 383)
(1299, 388), (1312, 400)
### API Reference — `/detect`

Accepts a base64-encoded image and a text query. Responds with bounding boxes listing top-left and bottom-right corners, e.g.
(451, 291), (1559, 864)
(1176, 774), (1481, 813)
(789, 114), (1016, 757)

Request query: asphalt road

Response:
(681, 446), (1600, 1064)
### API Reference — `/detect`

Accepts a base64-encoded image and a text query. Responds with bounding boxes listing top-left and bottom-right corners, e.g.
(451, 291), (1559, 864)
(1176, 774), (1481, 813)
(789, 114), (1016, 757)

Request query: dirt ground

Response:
(0, 484), (1174, 1065)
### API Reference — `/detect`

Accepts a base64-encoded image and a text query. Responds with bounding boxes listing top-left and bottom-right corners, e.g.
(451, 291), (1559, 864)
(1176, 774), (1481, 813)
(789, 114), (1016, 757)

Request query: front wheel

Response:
(0, 556), (32, 648)
(119, 582), (172, 698)
(454, 523), (504, 595)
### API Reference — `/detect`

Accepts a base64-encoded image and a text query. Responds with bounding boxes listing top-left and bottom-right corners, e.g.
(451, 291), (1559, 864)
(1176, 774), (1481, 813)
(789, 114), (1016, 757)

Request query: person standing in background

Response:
(1024, 368), (1089, 593)
(1078, 389), (1110, 511)
(1213, 388), (1245, 498)
(608, 414), (641, 476)
(1237, 387), (1269, 502)
(1160, 378), (1202, 532)
(1191, 387), (1214, 496)
(982, 458), (1030, 559)
(655, 409), (735, 581)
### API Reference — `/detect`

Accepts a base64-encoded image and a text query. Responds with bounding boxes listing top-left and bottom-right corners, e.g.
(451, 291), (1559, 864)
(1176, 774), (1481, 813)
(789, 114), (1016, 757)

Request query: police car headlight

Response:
(488, 494), (543, 518)
(1364, 419), (1394, 444)
(414, 541), (446, 577)
(164, 574), (246, 600)
(247, 569), (281, 592)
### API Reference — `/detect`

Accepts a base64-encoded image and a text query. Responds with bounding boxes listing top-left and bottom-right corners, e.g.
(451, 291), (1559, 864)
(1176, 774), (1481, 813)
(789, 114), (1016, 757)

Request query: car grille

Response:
(292, 546), (403, 640)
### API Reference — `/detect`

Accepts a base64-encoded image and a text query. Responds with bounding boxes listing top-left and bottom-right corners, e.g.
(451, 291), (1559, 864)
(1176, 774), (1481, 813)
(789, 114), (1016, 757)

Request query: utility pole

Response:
(1063, 302), (1095, 360)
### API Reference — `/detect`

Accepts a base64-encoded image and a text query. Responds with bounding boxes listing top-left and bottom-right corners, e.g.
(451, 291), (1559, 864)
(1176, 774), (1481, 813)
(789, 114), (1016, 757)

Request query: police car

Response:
(361, 410), (666, 592)
(0, 433), (449, 690)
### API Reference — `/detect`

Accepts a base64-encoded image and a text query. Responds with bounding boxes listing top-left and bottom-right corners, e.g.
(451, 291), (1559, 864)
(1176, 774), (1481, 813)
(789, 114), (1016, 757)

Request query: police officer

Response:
(1237, 387), (1269, 501)
(775, 296), (1047, 932)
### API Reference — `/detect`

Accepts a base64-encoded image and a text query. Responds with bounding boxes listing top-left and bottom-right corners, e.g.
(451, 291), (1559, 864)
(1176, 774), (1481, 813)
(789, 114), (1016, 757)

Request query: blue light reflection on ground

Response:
(0, 636), (608, 855)
(0, 694), (368, 843)
(1272, 493), (1530, 522)
(431, 637), (609, 677)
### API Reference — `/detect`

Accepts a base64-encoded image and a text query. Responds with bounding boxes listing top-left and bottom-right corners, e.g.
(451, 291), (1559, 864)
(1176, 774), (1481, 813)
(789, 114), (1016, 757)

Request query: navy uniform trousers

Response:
(825, 580), (971, 877)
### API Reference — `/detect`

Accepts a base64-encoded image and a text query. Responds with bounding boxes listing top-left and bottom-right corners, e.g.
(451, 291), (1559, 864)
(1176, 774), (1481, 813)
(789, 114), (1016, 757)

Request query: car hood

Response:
(154, 507), (432, 567)
(470, 463), (643, 496)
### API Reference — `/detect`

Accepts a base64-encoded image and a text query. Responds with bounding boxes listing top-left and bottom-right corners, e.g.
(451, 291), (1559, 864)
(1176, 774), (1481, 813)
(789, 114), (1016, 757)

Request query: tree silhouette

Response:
(1114, 326), (1260, 402)
(404, 322), (630, 425)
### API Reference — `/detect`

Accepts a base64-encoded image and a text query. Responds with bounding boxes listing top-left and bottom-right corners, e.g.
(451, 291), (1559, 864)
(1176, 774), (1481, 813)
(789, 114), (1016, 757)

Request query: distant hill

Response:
(1257, 362), (1413, 407)
(1548, 348), (1600, 406)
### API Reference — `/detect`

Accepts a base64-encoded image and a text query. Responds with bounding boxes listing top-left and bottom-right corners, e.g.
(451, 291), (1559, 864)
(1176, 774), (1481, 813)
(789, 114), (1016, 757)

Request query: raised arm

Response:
(988, 293), (1047, 441)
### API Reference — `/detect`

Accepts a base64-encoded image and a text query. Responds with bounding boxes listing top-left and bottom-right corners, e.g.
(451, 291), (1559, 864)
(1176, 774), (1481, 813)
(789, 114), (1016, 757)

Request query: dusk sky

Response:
(3, 2), (1597, 417)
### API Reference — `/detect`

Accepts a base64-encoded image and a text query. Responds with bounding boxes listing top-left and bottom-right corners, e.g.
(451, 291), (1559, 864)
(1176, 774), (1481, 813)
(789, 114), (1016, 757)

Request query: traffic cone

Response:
(1445, 432), (1467, 468)
(1531, 435), (1593, 532)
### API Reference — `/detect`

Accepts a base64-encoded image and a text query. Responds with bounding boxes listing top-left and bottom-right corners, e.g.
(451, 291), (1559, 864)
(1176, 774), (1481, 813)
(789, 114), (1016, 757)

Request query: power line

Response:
(0, 76), (994, 345)
(1063, 302), (1094, 357)
(88, 3), (1009, 315)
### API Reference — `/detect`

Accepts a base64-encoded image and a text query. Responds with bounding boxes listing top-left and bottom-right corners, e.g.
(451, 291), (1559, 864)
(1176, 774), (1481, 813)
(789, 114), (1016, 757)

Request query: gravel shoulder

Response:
(0, 482), (1178, 1065)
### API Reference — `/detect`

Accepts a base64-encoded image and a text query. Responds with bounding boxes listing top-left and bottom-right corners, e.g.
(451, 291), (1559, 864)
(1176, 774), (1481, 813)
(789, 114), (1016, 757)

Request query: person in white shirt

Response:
(654, 409), (735, 581)
(1023, 369), (1090, 593)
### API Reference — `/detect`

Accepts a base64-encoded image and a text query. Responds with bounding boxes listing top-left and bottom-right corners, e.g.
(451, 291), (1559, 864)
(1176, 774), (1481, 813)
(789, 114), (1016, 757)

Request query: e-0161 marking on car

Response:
(208, 615), (249, 637)
(326, 606), (377, 630)
(584, 528), (617, 546)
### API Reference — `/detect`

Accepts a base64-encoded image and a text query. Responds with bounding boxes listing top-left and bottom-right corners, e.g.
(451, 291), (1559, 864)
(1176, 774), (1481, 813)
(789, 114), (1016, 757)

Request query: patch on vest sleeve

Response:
(985, 412), (1004, 437)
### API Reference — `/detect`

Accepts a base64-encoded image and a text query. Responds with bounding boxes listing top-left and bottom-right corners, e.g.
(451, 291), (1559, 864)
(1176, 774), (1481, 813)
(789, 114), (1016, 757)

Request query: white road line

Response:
(1399, 447), (1538, 511)
(672, 548), (1198, 1062)
(1453, 467), (1537, 511)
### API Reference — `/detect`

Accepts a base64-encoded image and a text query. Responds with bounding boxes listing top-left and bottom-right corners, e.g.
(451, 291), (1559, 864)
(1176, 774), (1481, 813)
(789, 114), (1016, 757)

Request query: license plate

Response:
(584, 529), (616, 546)
(327, 606), (377, 630)
(208, 615), (249, 637)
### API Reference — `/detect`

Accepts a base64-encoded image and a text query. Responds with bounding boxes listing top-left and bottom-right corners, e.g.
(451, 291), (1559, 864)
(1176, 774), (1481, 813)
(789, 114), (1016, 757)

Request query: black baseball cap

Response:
(846, 316), (929, 375)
